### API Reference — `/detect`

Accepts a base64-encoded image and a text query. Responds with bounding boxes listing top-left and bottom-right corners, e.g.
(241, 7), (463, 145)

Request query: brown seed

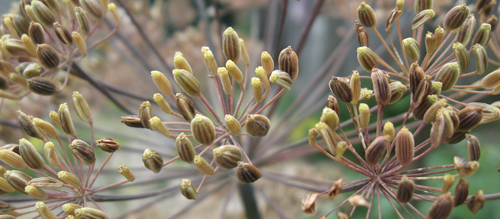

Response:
(96, 138), (121, 153)
(245, 114), (271, 137)
(75, 7), (90, 36)
(385, 9), (401, 33)
(396, 175), (415, 203)
(329, 77), (353, 104)
(465, 134), (480, 161)
(435, 62), (459, 92)
(357, 46), (378, 72)
(69, 140), (95, 166)
(413, 76), (432, 106)
(430, 108), (454, 148)
(454, 179), (469, 207)
(428, 193), (453, 219)
(446, 131), (468, 144)
(175, 93), (195, 122)
(457, 14), (477, 47)
(17, 110), (44, 139)
(142, 148), (163, 173)
(213, 145), (242, 169)
(278, 46), (299, 82)
(409, 63), (426, 95)
(443, 4), (470, 31)
(191, 114), (216, 146)
(414, 0), (433, 14)
(327, 178), (343, 200)
(120, 115), (144, 128)
(301, 193), (318, 215)
(28, 177), (63, 188)
(4, 170), (32, 193)
(27, 76), (60, 96)
(28, 22), (45, 44)
(315, 122), (337, 154)
(36, 44), (60, 70)
(395, 126), (414, 168)
(236, 161), (262, 183)
(79, 0), (104, 20)
(53, 22), (72, 45)
(138, 101), (153, 130)
(328, 95), (341, 116)
(457, 105), (482, 131)
(222, 27), (241, 63)
(357, 2), (376, 28)
(366, 135), (390, 166)
(19, 138), (45, 169)
(180, 179), (198, 200)
(466, 190), (485, 215)
(175, 133), (196, 164)
(471, 23), (491, 47)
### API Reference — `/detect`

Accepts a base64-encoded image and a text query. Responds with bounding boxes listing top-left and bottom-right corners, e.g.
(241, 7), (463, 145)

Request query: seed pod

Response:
(446, 131), (468, 144)
(70, 139), (95, 166)
(142, 148), (163, 173)
(63, 203), (81, 216)
(261, 51), (274, 76)
(481, 69), (500, 88)
(486, 15), (497, 31)
(4, 38), (29, 57)
(403, 38), (420, 63)
(138, 101), (153, 130)
(412, 9), (435, 30)
(191, 114), (216, 146)
(36, 44), (60, 70)
(96, 138), (121, 153)
(17, 110), (43, 139)
(0, 150), (26, 169)
(35, 202), (57, 219)
(442, 174), (454, 193)
(409, 63), (425, 95)
(453, 43), (470, 73)
(149, 117), (171, 138)
(278, 46), (299, 82)
(357, 26), (370, 47)
(413, 76), (432, 106)
(413, 95), (437, 121)
(269, 70), (293, 90)
(12, 15), (30, 36)
(5, 170), (32, 193)
(245, 114), (271, 137)
(173, 52), (192, 74)
(427, 193), (453, 219)
(72, 31), (87, 57)
(43, 142), (60, 169)
(357, 2), (376, 27)
(430, 108), (454, 148)
(315, 122), (337, 154)
(193, 155), (215, 175)
(472, 44), (488, 75)
(251, 77), (263, 103)
(388, 81), (406, 105)
(457, 15), (476, 47)
(454, 156), (479, 177)
(118, 165), (135, 182)
(359, 103), (370, 129)
(27, 76), (60, 96)
(120, 115), (144, 128)
(173, 69), (200, 96)
(371, 68), (390, 106)
(75, 7), (90, 36)
(443, 4), (470, 31)
(218, 67), (232, 94)
(0, 177), (16, 193)
(414, 0), (432, 14)
(328, 178), (343, 200)
(153, 93), (173, 115)
(467, 190), (485, 215)
(366, 135), (390, 166)
(435, 62), (460, 92)
(74, 207), (108, 219)
(465, 134), (480, 161)
(31, 0), (56, 27)
(396, 175), (414, 203)
(350, 71), (361, 104)
(226, 60), (243, 83)
(22, 34), (37, 57)
(357, 46), (378, 72)
(180, 179), (198, 200)
(53, 22), (72, 46)
(0, 144), (19, 155)
(224, 115), (241, 136)
(471, 23), (491, 47)
(25, 185), (48, 200)
(79, 0), (103, 20)
(383, 121), (395, 141)
(175, 133), (195, 164)
(348, 195), (371, 207)
(175, 93), (195, 122)
(423, 99), (447, 124)
(252, 67), (271, 92)
(320, 107), (339, 131)
(328, 95), (340, 116)
(25, 4), (41, 23)
(19, 138), (44, 169)
(468, 102), (500, 124)
(72, 91), (92, 124)
(329, 77), (353, 103)
(108, 3), (120, 26)
(457, 105), (482, 131)
(454, 178), (469, 207)
(425, 32), (436, 56)
(28, 177), (63, 188)
(236, 161), (262, 183)
(0, 201), (13, 215)
(301, 193), (319, 215)
(222, 27), (241, 63)
(23, 63), (43, 78)
(202, 48), (218, 75)
(214, 145), (242, 169)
